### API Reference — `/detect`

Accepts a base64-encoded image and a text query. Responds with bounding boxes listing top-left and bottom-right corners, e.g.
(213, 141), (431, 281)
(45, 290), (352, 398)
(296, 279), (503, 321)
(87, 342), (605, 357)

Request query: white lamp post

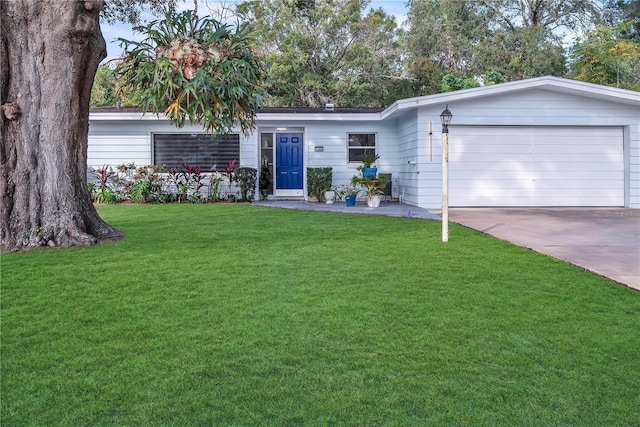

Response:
(440, 105), (453, 242)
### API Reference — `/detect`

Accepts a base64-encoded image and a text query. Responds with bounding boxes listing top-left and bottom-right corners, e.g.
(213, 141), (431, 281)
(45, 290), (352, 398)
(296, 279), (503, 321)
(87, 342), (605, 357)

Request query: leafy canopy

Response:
(404, 0), (599, 93)
(117, 9), (268, 134)
(569, 21), (640, 91)
(236, 0), (404, 107)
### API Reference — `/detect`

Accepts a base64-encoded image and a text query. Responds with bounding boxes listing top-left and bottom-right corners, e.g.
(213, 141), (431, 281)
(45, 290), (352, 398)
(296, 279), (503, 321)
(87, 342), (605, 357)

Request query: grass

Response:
(2, 204), (639, 426)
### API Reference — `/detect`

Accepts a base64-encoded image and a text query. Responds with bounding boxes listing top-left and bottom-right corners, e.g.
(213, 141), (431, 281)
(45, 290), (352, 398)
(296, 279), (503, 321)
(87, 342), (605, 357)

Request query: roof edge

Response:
(382, 76), (640, 119)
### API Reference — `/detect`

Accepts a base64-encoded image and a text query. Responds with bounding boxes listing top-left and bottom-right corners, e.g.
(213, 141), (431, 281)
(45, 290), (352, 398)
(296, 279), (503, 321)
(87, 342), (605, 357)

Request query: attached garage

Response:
(449, 126), (624, 207)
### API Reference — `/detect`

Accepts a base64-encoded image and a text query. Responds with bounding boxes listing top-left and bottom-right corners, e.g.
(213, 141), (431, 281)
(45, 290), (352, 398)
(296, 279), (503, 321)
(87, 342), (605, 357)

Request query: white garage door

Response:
(449, 126), (624, 207)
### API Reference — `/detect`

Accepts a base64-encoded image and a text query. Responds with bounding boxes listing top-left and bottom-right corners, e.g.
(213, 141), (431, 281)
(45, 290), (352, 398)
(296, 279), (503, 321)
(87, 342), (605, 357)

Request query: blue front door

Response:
(276, 133), (303, 190)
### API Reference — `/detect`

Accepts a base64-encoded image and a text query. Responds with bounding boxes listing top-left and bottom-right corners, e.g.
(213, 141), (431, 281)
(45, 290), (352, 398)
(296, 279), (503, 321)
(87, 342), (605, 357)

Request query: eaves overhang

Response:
(256, 112), (382, 122)
(89, 107), (385, 123)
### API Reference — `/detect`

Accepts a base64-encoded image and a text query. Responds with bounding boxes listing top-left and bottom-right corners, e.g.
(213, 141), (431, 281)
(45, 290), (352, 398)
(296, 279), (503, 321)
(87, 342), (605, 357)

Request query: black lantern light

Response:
(440, 105), (453, 134)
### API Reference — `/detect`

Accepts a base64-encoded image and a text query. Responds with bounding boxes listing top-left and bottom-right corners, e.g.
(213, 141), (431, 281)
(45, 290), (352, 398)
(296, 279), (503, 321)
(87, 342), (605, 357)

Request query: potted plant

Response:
(334, 181), (359, 206)
(357, 153), (380, 179)
(306, 167), (332, 201)
(352, 174), (387, 208)
(259, 162), (272, 200)
(324, 189), (336, 204)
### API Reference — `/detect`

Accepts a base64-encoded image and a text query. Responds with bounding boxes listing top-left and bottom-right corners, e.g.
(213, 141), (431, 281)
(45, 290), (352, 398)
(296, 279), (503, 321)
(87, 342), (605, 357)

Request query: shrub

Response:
(95, 188), (119, 204)
(208, 173), (224, 201)
(235, 167), (257, 201)
(306, 167), (332, 200)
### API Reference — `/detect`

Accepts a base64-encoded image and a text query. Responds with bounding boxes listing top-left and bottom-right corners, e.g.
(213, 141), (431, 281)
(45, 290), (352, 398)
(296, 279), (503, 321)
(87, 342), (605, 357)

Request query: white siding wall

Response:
(89, 120), (257, 170)
(396, 111), (420, 205)
(240, 133), (258, 169)
(307, 120), (398, 191)
(256, 119), (397, 198)
(89, 117), (395, 199)
(88, 121), (151, 168)
(630, 125), (640, 207)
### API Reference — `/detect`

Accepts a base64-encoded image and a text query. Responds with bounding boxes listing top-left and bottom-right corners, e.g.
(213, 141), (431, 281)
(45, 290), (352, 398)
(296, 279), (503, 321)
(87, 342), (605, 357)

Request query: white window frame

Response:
(347, 133), (377, 164)
(152, 133), (240, 172)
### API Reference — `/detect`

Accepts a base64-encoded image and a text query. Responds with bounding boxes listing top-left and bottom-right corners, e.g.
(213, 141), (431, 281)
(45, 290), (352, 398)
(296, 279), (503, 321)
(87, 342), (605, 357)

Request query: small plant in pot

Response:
(334, 181), (359, 206)
(259, 162), (272, 200)
(357, 153), (380, 179)
(352, 174), (387, 208)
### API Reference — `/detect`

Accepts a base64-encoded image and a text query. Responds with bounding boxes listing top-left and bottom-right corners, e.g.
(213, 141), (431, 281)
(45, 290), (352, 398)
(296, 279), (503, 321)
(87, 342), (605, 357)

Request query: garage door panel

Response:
(535, 136), (615, 146)
(533, 170), (622, 180)
(449, 152), (531, 162)
(533, 143), (623, 155)
(450, 189), (534, 206)
(534, 127), (620, 138)
(451, 194), (534, 207)
(531, 152), (622, 163)
(452, 161), (533, 171)
(534, 162), (623, 173)
(452, 171), (534, 182)
(450, 143), (531, 154)
(450, 126), (623, 207)
(535, 179), (623, 189)
(451, 179), (533, 190)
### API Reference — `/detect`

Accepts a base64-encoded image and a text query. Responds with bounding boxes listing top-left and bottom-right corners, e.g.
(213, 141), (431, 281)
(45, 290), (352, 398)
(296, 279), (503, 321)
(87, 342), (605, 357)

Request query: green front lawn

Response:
(2, 204), (639, 425)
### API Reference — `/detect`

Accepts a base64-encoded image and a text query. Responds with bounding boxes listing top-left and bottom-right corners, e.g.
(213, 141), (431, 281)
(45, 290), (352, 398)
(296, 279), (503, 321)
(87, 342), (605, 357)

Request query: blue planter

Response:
(361, 167), (377, 179)
(346, 195), (357, 206)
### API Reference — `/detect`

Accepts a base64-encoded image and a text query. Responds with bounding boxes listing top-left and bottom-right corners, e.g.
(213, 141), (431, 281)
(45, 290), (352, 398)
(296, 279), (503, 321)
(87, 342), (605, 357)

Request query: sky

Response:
(99, 0), (408, 63)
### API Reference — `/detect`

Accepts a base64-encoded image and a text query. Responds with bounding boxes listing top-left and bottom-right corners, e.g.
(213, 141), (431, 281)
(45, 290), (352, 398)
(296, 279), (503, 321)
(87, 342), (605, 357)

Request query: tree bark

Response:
(1, 0), (123, 251)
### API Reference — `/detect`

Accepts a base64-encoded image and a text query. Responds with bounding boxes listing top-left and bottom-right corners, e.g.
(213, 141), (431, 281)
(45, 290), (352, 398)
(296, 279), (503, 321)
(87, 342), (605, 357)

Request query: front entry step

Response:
(269, 196), (305, 201)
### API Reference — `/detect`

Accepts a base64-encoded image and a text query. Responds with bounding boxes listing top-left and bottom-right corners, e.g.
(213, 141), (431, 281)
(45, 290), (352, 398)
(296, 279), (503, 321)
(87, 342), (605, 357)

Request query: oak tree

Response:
(1, 0), (124, 250)
(1, 1), (266, 251)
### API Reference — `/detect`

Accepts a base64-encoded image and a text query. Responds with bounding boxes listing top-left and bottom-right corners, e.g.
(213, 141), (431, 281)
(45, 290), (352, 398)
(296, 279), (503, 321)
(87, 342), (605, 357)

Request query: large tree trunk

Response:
(1, 0), (123, 251)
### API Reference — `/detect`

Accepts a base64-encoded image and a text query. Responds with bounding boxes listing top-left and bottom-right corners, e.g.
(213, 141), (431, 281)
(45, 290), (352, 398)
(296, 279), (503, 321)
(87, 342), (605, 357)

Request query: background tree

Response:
(439, 73), (480, 92)
(91, 65), (120, 108)
(479, 0), (600, 31)
(475, 0), (600, 80)
(472, 25), (567, 81)
(569, 21), (640, 90)
(90, 64), (145, 107)
(101, 0), (177, 24)
(603, 0), (640, 37)
(236, 0), (404, 107)
(404, 0), (489, 94)
(404, 0), (602, 92)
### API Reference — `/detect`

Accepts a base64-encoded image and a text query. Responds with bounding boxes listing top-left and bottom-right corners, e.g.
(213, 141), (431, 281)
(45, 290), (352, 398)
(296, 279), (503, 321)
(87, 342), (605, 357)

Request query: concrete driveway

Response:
(448, 208), (640, 291)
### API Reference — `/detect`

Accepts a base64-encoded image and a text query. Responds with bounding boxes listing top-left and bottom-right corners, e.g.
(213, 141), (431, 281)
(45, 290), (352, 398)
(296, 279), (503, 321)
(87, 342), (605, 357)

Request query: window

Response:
(348, 133), (376, 163)
(153, 134), (240, 172)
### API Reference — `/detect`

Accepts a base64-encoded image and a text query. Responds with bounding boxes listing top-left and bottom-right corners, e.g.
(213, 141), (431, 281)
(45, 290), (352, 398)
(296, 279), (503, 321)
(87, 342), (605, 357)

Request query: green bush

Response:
(306, 167), (332, 200)
(95, 188), (119, 204)
(235, 167), (257, 201)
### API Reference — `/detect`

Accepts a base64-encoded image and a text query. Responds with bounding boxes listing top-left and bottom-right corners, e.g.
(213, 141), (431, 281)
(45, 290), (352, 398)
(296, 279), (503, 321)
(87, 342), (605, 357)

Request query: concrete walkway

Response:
(448, 208), (640, 291)
(252, 200), (441, 220)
